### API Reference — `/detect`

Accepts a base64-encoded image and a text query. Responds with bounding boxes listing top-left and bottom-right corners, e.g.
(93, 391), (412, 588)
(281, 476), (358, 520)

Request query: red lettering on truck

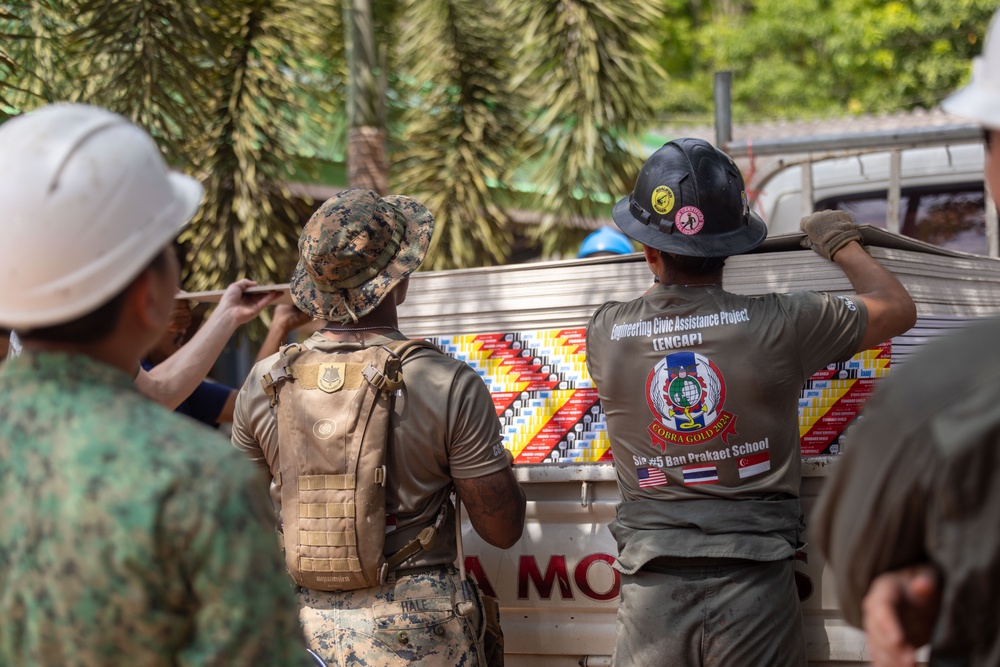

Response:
(464, 556), (497, 598)
(518, 555), (572, 600)
(574, 553), (620, 601)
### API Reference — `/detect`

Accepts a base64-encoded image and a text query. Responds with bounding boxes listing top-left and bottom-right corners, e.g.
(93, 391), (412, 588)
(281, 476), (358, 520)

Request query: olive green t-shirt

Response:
(813, 314), (1000, 663)
(587, 284), (867, 504)
(232, 331), (508, 568)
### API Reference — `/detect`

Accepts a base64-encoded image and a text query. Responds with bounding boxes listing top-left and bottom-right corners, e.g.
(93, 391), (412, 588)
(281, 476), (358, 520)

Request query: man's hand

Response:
(800, 210), (864, 260)
(862, 564), (940, 667)
(216, 279), (282, 326)
(255, 303), (314, 362)
(270, 303), (312, 336)
(140, 279), (279, 408)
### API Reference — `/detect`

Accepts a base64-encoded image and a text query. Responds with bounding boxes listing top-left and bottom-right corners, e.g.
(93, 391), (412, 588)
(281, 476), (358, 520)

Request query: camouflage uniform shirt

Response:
(0, 351), (311, 667)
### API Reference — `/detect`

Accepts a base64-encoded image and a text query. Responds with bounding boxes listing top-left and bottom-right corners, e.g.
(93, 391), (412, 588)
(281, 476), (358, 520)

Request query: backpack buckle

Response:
(361, 363), (384, 388)
(260, 366), (291, 407)
(362, 359), (403, 392)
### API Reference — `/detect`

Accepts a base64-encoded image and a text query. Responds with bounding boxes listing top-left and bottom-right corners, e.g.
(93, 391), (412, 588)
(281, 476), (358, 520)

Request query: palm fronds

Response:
(514, 0), (665, 255)
(182, 0), (340, 292)
(393, 0), (527, 269)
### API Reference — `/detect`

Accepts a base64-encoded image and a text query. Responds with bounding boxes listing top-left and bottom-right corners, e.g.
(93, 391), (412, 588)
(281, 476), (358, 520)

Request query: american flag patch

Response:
(738, 452), (771, 479)
(682, 464), (718, 485)
(637, 466), (668, 488)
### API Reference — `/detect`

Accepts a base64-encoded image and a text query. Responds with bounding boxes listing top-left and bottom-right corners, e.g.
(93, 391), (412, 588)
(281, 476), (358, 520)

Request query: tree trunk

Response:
(347, 126), (388, 195)
(345, 0), (388, 195)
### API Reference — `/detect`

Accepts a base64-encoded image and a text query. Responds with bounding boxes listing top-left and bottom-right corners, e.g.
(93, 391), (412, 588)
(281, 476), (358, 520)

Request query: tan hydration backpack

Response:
(259, 338), (440, 591)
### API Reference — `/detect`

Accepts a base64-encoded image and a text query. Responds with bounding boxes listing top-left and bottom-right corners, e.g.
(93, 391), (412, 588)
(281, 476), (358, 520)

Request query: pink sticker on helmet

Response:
(675, 206), (705, 235)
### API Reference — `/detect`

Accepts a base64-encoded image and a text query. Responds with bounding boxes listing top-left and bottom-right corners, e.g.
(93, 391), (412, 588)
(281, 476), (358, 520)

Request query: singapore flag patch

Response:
(737, 451), (771, 479)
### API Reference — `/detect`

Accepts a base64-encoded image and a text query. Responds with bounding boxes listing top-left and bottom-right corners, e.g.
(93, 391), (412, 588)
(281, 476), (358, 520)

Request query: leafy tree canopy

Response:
(658, 0), (996, 121)
(0, 0), (995, 283)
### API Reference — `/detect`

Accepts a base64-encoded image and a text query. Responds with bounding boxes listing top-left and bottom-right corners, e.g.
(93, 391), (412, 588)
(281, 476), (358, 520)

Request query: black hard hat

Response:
(612, 138), (767, 257)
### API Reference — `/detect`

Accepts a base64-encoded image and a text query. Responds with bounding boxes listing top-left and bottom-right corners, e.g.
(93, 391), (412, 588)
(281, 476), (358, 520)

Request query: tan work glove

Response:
(800, 210), (863, 260)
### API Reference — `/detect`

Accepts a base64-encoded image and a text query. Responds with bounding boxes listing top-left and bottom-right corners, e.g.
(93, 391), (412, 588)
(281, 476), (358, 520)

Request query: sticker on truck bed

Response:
(424, 329), (890, 463)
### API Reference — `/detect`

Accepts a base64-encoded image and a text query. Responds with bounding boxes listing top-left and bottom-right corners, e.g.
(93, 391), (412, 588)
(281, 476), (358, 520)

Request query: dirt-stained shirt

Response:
(813, 315), (1000, 665)
(587, 283), (866, 564)
(0, 351), (310, 667)
(232, 331), (508, 569)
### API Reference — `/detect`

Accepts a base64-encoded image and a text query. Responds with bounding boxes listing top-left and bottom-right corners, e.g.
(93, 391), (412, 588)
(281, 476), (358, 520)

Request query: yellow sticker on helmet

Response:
(651, 186), (675, 215)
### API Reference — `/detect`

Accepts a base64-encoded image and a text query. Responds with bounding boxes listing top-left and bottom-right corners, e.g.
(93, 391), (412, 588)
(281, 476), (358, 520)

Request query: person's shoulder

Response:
(588, 298), (631, 324)
(942, 314), (1000, 346)
(595, 298), (630, 312)
(143, 400), (221, 439)
(120, 395), (233, 455)
(398, 339), (460, 368)
(241, 337), (315, 393)
(246, 352), (281, 385)
(752, 289), (863, 314)
(396, 339), (489, 392)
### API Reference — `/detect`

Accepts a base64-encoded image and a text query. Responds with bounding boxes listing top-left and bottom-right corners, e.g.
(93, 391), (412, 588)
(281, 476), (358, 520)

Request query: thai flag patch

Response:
(682, 464), (718, 485)
(738, 452), (771, 479)
(637, 466), (668, 488)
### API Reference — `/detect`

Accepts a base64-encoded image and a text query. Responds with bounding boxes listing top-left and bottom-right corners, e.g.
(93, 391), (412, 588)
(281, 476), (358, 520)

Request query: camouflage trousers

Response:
(298, 566), (485, 667)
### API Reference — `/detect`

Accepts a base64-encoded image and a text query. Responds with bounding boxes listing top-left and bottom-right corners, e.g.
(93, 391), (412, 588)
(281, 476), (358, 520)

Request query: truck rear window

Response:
(817, 185), (987, 255)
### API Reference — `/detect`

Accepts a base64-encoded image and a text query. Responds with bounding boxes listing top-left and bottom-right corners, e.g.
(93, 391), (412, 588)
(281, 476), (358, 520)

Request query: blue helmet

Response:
(578, 226), (635, 258)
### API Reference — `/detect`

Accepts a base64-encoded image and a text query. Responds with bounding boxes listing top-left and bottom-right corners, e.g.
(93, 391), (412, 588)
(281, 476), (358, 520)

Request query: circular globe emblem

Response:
(646, 350), (726, 438)
(312, 418), (338, 440)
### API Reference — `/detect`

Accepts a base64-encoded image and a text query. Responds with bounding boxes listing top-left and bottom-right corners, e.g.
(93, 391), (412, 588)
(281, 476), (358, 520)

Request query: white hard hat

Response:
(943, 10), (1000, 128)
(0, 104), (203, 329)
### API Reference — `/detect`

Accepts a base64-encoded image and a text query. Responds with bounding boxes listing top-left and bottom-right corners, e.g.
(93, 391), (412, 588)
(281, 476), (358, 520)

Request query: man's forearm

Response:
(833, 242), (916, 351)
(139, 307), (241, 408)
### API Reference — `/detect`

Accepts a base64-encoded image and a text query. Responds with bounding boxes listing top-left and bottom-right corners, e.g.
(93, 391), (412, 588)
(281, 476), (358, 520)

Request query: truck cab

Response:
(734, 125), (998, 257)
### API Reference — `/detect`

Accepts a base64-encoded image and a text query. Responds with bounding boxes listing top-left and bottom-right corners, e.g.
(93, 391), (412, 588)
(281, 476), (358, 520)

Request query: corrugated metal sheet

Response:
(398, 227), (1000, 338)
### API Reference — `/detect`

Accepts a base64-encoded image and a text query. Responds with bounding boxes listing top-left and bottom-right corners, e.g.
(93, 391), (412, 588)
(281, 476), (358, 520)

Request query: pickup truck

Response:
(733, 125), (996, 258)
(396, 224), (1000, 666)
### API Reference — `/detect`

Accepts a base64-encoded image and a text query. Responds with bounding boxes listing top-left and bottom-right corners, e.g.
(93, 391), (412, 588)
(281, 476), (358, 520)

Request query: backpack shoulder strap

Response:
(381, 337), (451, 572)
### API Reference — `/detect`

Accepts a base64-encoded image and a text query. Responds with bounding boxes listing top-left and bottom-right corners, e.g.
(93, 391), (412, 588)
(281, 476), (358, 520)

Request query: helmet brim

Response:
(612, 194), (767, 257)
(943, 64), (1000, 130)
(0, 105), (205, 330)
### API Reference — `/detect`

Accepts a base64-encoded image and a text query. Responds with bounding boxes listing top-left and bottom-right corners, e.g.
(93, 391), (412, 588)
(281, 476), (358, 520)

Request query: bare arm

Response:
(137, 279), (281, 408)
(216, 390), (238, 424)
(832, 242), (917, 352)
(454, 467), (526, 549)
(800, 211), (916, 353)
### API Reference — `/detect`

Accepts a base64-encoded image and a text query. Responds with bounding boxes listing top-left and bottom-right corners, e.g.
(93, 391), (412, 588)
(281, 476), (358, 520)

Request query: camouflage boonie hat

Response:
(290, 189), (434, 323)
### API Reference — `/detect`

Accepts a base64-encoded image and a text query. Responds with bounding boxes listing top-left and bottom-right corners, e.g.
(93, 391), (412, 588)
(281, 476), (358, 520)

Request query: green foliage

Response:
(0, 0), (341, 302)
(650, 0), (716, 117)
(512, 0), (666, 256)
(0, 6), (21, 114)
(70, 0), (219, 164)
(181, 0), (340, 294)
(0, 1), (70, 111)
(1, 0), (997, 282)
(392, 0), (525, 269)
(695, 0), (997, 119)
